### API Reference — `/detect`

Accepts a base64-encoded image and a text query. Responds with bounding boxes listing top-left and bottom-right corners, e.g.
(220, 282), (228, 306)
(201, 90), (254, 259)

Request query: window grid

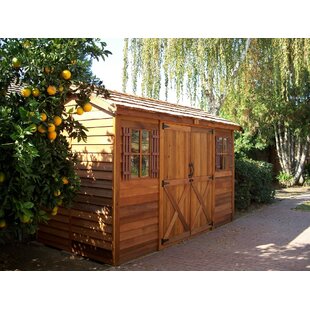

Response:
(122, 128), (159, 180)
(215, 136), (232, 171)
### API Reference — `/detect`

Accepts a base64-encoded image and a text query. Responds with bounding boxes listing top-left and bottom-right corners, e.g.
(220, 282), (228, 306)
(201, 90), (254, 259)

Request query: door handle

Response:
(188, 162), (194, 179)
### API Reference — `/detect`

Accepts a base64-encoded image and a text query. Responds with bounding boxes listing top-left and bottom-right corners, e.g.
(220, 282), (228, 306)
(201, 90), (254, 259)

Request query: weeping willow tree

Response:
(122, 38), (251, 114)
(223, 38), (310, 185)
(123, 38), (310, 185)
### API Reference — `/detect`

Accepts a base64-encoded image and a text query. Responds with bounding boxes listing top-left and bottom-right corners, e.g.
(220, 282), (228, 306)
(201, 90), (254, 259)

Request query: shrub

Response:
(235, 157), (275, 210)
(276, 171), (294, 187)
(303, 163), (310, 187)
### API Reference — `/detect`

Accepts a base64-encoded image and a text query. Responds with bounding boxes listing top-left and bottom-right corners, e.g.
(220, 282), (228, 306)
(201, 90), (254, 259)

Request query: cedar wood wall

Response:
(116, 117), (159, 265)
(38, 103), (235, 266)
(38, 101), (114, 264)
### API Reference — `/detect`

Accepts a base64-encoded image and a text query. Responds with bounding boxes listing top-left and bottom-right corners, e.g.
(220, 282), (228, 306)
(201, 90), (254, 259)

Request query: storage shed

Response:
(38, 90), (241, 265)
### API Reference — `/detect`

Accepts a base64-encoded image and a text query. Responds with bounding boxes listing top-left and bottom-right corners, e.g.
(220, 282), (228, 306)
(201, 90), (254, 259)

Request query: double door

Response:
(160, 123), (214, 247)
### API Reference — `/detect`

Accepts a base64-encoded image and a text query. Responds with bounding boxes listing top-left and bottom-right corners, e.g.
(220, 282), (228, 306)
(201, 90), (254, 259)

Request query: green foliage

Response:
(123, 38), (250, 109)
(233, 130), (269, 158)
(276, 171), (294, 187)
(303, 163), (310, 186)
(0, 38), (111, 241)
(292, 201), (310, 212)
(235, 158), (275, 210)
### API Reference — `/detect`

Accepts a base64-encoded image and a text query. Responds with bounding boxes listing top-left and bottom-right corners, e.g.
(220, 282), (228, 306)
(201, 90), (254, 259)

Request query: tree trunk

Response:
(274, 123), (309, 186)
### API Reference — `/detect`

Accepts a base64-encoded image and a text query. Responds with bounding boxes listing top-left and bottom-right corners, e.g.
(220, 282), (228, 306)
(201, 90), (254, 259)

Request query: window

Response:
(215, 136), (232, 171)
(122, 128), (159, 180)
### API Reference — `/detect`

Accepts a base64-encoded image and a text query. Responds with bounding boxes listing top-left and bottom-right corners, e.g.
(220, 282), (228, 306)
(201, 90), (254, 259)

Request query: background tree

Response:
(0, 38), (111, 240)
(222, 39), (310, 185)
(123, 38), (310, 185)
(122, 38), (251, 114)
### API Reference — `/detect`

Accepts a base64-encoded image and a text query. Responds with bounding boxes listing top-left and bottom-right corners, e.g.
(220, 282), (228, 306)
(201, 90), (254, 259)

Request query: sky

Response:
(91, 38), (125, 92)
(91, 38), (181, 105)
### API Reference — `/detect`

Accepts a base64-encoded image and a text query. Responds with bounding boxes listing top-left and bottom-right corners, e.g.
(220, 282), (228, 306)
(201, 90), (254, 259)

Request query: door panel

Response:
(190, 129), (213, 234)
(161, 124), (214, 247)
(161, 125), (191, 246)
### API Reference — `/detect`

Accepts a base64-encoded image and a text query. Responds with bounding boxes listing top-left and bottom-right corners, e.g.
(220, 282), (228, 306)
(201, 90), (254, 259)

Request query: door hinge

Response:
(161, 238), (169, 245)
(162, 123), (170, 130)
(162, 180), (169, 187)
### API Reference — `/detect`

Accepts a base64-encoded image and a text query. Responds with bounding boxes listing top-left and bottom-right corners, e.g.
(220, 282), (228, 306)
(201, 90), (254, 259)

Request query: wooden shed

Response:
(38, 90), (240, 265)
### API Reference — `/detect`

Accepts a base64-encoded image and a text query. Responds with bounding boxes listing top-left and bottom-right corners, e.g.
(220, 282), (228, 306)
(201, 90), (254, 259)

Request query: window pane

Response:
(141, 130), (150, 153)
(142, 155), (149, 177)
(216, 155), (222, 170)
(216, 137), (223, 154)
(222, 155), (227, 170)
(131, 155), (140, 177)
(131, 130), (140, 153)
(223, 137), (228, 153)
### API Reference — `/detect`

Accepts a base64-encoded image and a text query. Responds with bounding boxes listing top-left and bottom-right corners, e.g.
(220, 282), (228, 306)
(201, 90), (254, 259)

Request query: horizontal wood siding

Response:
(38, 100), (114, 264)
(118, 178), (159, 264)
(213, 129), (234, 227)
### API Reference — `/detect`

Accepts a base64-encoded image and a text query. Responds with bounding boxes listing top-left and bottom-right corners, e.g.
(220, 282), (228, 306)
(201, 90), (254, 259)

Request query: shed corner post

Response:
(112, 114), (121, 266)
(231, 131), (235, 220)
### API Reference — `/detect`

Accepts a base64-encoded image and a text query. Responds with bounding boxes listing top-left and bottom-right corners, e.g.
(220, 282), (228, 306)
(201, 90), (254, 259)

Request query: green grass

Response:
(293, 201), (310, 212)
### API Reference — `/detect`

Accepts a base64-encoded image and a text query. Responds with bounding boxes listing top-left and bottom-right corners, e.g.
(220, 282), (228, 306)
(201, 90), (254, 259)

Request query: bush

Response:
(276, 171), (294, 187)
(303, 163), (310, 187)
(235, 157), (275, 210)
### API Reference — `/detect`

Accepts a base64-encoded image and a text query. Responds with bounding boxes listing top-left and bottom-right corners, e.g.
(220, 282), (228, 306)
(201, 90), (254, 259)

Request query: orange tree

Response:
(0, 38), (110, 240)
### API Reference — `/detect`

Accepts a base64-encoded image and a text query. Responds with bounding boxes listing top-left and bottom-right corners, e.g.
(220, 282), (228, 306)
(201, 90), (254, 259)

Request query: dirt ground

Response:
(0, 186), (309, 271)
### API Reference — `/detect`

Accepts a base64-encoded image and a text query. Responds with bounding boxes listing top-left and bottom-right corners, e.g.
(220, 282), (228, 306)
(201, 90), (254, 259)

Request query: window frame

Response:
(122, 127), (159, 180)
(215, 135), (233, 171)
(130, 129), (151, 179)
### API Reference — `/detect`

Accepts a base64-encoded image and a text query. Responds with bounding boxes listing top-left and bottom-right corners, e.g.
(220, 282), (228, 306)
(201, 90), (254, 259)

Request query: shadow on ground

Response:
(0, 242), (109, 271)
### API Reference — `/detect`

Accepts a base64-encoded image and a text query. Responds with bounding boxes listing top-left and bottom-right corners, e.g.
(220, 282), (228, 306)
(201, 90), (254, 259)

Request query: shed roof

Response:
(99, 90), (240, 129)
(6, 83), (240, 129)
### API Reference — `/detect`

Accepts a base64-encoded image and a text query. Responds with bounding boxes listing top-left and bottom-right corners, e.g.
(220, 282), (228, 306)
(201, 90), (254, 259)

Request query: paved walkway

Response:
(109, 193), (310, 271)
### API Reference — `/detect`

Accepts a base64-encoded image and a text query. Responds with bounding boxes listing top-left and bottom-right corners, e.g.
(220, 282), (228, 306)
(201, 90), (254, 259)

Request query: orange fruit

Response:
(71, 60), (77, 64)
(47, 123), (56, 132)
(47, 85), (57, 96)
(83, 103), (92, 112)
(54, 190), (61, 197)
(0, 172), (5, 183)
(40, 113), (47, 122)
(20, 214), (31, 224)
(37, 124), (46, 133)
(32, 88), (40, 97)
(12, 57), (21, 68)
(21, 88), (31, 97)
(29, 124), (37, 133)
(53, 116), (62, 126)
(61, 69), (71, 80)
(0, 219), (6, 229)
(48, 131), (57, 141)
(58, 85), (64, 92)
(62, 177), (69, 185)
(51, 206), (58, 216)
(76, 107), (84, 115)
(23, 41), (31, 48)
(44, 67), (51, 74)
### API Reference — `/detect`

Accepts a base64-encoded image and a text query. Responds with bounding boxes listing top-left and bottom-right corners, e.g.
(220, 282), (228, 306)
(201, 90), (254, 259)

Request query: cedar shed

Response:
(38, 90), (240, 265)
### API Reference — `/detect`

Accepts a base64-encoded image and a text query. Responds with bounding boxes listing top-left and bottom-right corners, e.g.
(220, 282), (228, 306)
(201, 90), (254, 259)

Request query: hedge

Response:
(235, 157), (275, 210)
